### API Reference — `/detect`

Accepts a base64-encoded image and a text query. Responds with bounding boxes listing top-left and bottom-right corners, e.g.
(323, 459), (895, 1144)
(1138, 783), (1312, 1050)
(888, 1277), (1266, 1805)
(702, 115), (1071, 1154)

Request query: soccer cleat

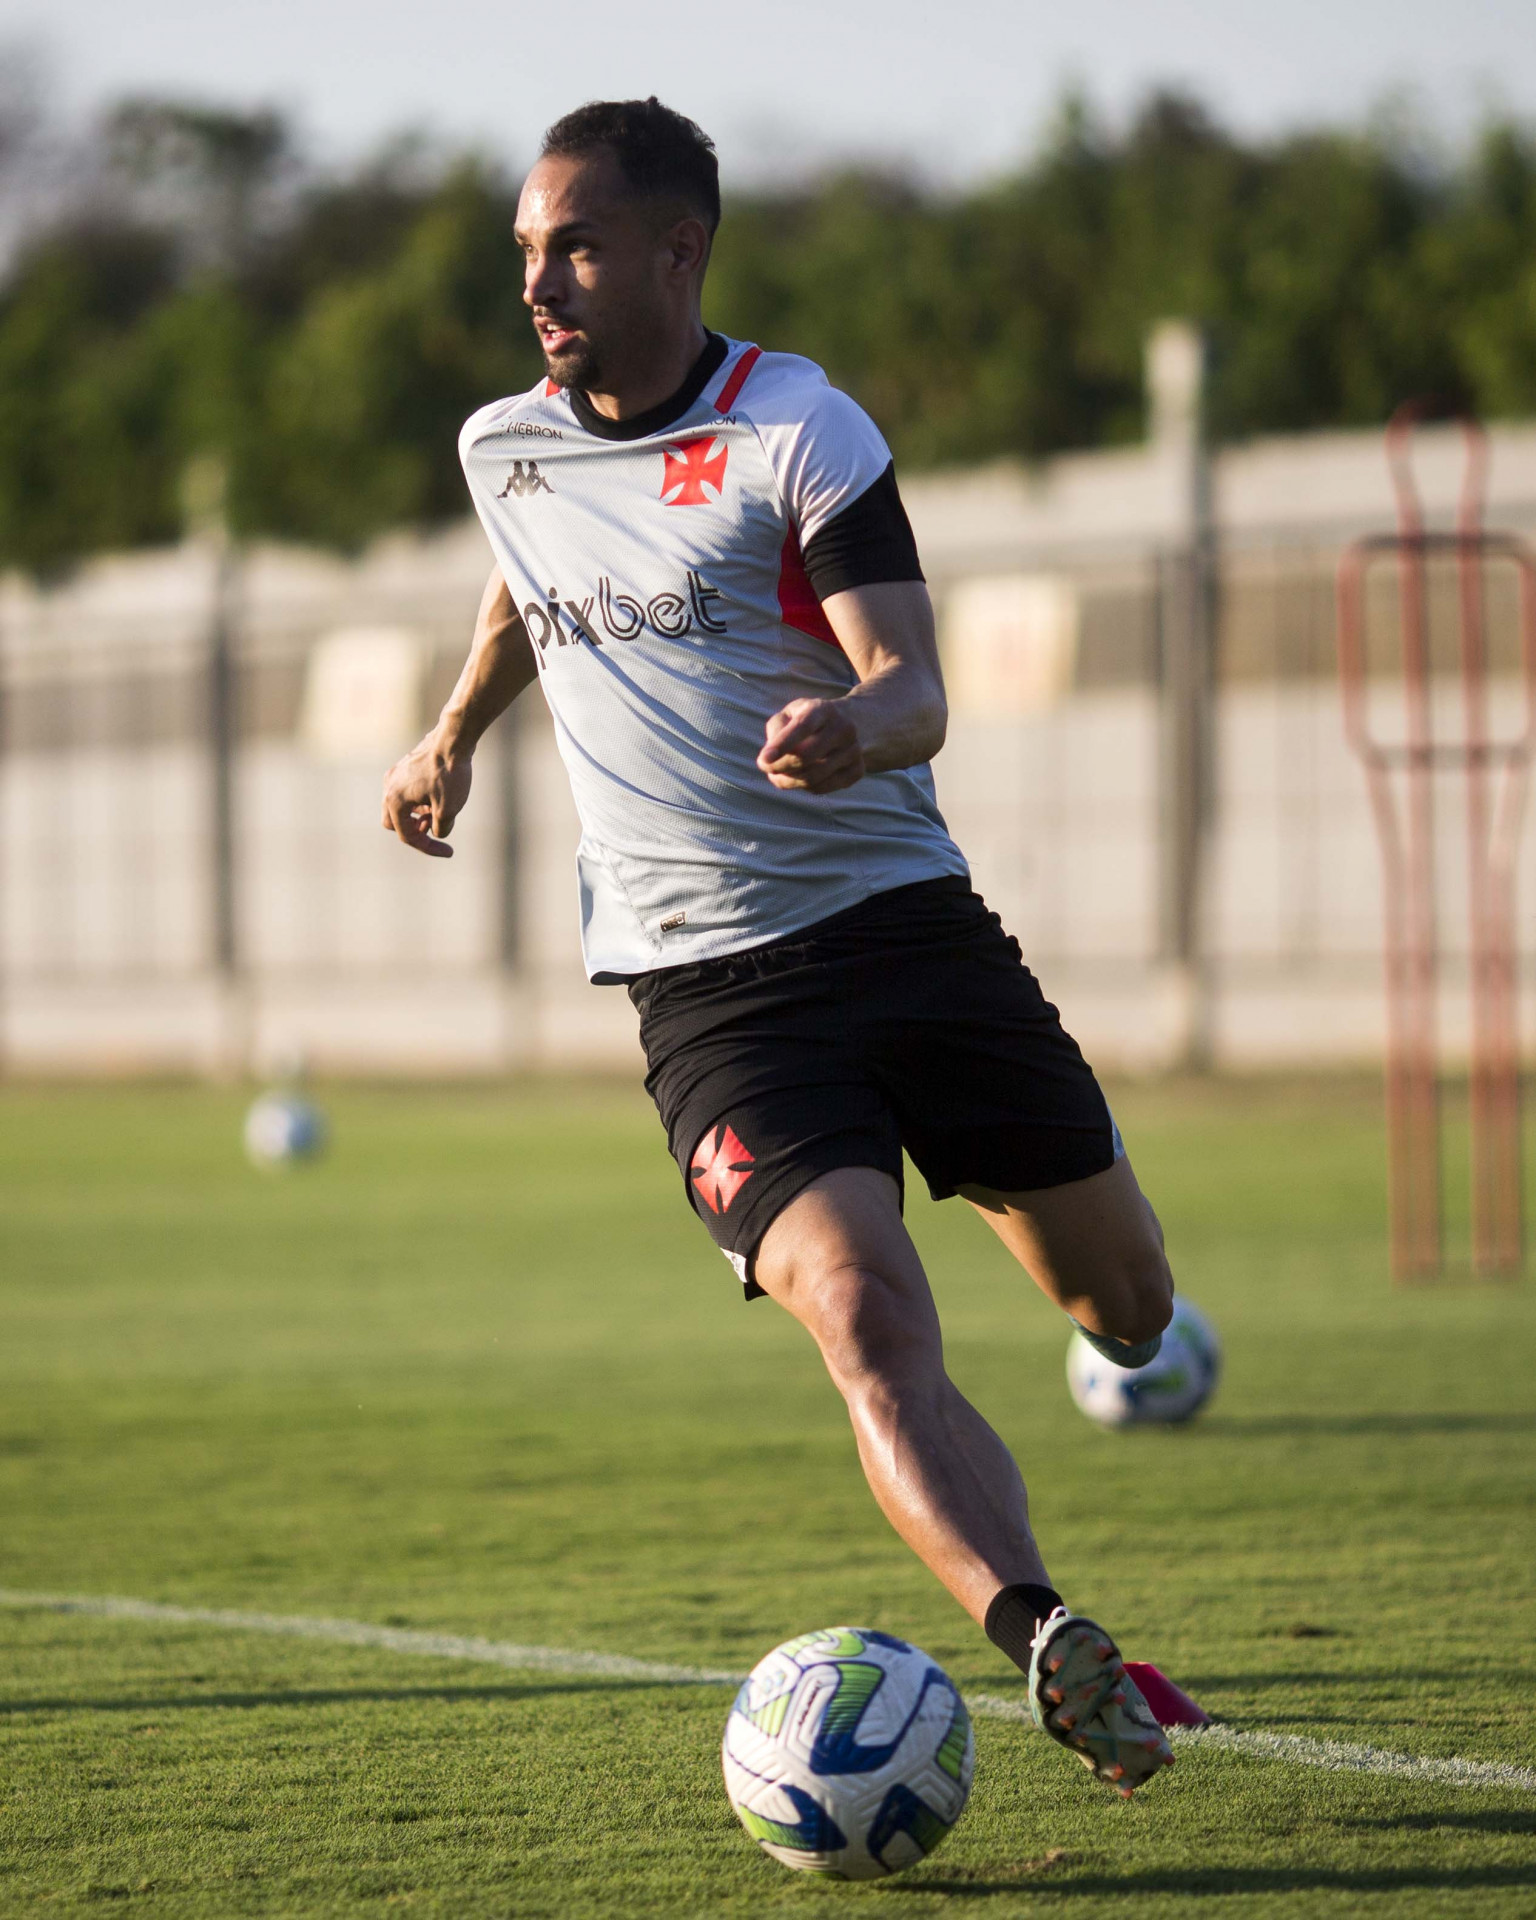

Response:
(1027, 1609), (1174, 1796)
(1069, 1318), (1163, 1370)
(1122, 1660), (1209, 1728)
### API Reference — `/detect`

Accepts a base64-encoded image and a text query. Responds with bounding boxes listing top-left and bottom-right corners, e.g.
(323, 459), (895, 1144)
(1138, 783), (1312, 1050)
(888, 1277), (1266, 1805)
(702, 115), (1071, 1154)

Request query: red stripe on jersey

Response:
(777, 527), (841, 649)
(545, 378), (560, 397)
(715, 345), (761, 414)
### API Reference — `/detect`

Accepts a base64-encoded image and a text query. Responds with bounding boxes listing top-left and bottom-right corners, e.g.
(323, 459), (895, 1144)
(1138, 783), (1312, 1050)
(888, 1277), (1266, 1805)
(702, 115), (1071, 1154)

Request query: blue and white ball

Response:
(1066, 1296), (1221, 1427)
(243, 1092), (327, 1168)
(723, 1627), (973, 1881)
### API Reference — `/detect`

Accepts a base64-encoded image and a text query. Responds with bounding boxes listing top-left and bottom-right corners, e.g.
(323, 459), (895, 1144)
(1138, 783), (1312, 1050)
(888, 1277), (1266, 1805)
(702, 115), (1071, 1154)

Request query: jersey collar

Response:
(565, 332), (730, 442)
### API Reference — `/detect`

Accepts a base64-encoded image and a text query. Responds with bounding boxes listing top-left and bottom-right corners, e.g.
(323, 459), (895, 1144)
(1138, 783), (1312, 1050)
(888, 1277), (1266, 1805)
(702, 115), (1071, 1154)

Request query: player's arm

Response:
(757, 582), (946, 795)
(382, 565), (538, 857)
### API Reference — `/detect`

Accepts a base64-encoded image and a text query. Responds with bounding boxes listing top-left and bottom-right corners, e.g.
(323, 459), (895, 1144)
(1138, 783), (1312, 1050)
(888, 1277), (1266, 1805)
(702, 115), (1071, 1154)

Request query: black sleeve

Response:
(801, 462), (925, 600)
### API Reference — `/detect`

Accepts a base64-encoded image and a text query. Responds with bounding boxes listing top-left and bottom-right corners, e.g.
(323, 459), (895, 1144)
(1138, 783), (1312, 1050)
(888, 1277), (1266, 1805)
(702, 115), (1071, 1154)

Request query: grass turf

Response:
(0, 1075), (1533, 1916)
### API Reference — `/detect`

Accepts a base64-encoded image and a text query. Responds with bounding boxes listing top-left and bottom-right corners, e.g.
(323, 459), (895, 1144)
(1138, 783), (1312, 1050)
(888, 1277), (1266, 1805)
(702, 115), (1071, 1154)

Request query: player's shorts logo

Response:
(661, 436), (728, 507)
(498, 460), (555, 499)
(690, 1122), (755, 1214)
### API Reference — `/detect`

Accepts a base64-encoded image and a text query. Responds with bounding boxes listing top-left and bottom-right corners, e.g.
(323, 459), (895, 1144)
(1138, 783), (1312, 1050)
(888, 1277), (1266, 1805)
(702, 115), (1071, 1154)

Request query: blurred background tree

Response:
(1, 84), (1534, 573)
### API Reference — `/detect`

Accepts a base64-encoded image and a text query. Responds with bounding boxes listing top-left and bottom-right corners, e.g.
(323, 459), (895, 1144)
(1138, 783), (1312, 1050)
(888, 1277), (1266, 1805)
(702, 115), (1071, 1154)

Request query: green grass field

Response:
(1, 1075), (1534, 1917)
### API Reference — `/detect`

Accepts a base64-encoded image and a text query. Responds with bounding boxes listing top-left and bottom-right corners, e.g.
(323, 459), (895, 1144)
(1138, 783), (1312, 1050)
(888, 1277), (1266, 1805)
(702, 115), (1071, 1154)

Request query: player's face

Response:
(516, 152), (684, 391)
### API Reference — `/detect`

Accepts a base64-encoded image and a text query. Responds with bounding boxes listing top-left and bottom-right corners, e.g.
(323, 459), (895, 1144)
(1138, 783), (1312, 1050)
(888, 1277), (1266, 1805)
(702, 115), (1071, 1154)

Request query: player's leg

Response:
(960, 1153), (1174, 1354)
(751, 1162), (1052, 1626)
(753, 1157), (1174, 1795)
(871, 890), (1175, 1366)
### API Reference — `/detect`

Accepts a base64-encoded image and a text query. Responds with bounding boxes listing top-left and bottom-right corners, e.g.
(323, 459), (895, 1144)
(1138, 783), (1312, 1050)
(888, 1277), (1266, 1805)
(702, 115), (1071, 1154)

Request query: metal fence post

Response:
(1149, 321), (1217, 1069)
(183, 457), (248, 1077)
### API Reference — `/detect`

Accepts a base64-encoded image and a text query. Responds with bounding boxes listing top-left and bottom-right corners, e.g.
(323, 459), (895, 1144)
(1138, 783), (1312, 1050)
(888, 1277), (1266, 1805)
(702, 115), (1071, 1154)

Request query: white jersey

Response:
(459, 335), (968, 980)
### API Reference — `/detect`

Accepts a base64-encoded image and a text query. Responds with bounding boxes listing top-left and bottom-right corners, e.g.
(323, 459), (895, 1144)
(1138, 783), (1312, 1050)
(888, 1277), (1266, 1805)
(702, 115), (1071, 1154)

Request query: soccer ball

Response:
(1066, 1296), (1221, 1428)
(722, 1627), (973, 1881)
(243, 1092), (327, 1168)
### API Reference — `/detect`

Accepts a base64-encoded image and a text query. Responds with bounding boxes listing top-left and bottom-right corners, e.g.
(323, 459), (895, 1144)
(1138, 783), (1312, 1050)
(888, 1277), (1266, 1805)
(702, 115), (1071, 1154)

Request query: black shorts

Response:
(628, 877), (1118, 1298)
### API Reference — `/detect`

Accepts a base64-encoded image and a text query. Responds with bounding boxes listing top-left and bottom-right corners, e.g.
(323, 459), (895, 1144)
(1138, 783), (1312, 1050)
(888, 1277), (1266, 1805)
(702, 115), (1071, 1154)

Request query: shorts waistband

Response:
(627, 876), (977, 1002)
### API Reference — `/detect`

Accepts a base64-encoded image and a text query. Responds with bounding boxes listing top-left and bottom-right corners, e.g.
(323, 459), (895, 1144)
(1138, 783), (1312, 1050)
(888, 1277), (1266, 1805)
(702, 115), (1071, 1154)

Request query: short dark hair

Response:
(540, 97), (721, 234)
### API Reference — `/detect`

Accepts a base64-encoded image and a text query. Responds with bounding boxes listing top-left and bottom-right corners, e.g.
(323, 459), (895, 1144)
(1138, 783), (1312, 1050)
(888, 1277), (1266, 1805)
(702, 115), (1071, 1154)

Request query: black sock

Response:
(984, 1582), (1066, 1675)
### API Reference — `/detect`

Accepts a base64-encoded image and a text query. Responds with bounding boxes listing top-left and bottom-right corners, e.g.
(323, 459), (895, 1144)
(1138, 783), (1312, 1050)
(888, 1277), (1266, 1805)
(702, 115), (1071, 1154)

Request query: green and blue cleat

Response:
(1069, 1318), (1164, 1369)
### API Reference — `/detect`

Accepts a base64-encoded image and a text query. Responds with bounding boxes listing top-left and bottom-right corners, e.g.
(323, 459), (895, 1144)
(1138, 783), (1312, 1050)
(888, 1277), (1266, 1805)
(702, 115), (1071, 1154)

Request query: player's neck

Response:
(580, 319), (711, 422)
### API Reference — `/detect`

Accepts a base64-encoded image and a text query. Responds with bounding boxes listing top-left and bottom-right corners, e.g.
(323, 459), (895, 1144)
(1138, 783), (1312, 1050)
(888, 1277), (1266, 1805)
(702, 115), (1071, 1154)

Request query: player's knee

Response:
(810, 1265), (939, 1397)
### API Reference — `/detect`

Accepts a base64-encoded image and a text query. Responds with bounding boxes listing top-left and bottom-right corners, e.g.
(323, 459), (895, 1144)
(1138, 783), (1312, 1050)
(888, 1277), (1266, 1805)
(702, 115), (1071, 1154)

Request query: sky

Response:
(5, 0), (1535, 185)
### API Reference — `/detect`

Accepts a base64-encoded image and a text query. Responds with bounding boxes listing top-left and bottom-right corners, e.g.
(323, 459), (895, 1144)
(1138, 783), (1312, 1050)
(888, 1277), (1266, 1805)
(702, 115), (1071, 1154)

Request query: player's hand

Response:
(758, 698), (865, 794)
(381, 734), (473, 857)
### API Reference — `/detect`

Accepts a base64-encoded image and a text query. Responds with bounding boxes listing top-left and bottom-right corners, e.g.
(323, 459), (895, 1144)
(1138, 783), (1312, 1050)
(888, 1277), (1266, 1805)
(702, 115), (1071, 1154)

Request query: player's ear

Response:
(665, 214), (710, 278)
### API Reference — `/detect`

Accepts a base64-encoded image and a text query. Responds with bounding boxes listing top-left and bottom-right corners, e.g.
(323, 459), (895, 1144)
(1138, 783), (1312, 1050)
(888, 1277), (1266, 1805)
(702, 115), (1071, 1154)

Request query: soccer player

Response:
(383, 98), (1177, 1795)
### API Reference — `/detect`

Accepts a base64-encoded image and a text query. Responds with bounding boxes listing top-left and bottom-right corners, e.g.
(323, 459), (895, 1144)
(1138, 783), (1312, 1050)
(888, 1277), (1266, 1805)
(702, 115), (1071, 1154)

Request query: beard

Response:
(542, 334), (602, 391)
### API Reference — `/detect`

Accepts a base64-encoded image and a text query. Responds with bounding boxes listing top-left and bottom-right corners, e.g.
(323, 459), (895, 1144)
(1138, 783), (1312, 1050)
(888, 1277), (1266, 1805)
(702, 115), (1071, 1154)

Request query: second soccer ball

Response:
(1066, 1295), (1222, 1427)
(243, 1092), (327, 1169)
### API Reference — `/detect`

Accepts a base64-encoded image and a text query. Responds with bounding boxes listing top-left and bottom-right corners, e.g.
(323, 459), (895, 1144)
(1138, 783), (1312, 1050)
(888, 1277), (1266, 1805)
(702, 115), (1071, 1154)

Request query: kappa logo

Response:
(498, 460), (555, 499)
(661, 435), (728, 507)
(690, 1123), (755, 1215)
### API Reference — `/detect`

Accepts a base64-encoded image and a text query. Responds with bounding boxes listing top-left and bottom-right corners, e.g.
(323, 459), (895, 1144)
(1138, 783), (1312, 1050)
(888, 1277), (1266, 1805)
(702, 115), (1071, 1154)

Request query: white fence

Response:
(3, 412), (1535, 1076)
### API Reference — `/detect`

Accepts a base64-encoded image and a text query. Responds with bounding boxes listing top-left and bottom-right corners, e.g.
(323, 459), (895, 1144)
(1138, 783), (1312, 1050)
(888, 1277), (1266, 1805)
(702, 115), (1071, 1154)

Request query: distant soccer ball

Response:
(243, 1092), (327, 1168)
(722, 1627), (973, 1881)
(1066, 1296), (1221, 1428)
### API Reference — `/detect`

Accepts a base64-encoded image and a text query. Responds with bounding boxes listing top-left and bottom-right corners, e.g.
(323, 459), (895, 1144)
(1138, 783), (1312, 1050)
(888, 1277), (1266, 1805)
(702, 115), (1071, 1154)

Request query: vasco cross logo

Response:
(690, 1123), (755, 1215)
(661, 435), (728, 507)
(498, 460), (555, 500)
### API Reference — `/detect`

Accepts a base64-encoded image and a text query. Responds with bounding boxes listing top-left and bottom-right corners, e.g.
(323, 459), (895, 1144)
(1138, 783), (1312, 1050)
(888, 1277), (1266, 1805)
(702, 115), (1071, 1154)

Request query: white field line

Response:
(965, 1694), (1536, 1796)
(4, 1591), (1533, 1797)
(0, 1590), (742, 1686)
